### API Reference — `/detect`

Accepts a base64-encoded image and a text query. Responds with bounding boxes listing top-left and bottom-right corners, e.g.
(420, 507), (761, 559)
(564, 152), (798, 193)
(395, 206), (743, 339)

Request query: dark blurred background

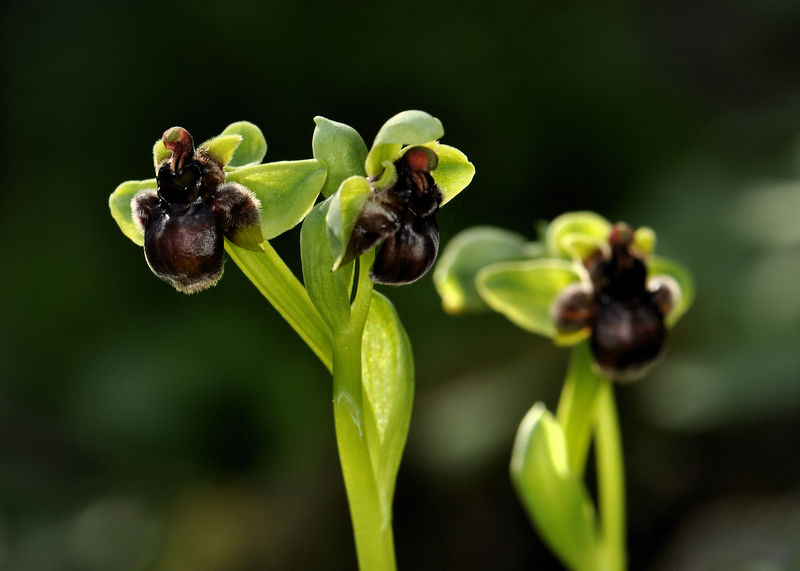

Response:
(2, 0), (800, 569)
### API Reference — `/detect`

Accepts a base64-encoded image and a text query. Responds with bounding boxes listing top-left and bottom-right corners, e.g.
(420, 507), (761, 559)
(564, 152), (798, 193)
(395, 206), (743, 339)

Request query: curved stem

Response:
(226, 240), (332, 371)
(332, 250), (396, 571)
(595, 381), (626, 571)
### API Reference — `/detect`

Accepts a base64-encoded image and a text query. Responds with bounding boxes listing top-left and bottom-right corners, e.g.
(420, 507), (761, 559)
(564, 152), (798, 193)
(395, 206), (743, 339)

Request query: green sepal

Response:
(108, 178), (156, 246)
(433, 226), (532, 314)
(634, 226), (656, 257)
(152, 139), (170, 171)
(422, 142), (475, 206)
(197, 134), (242, 167)
(225, 159), (326, 240)
(365, 110), (444, 177)
(361, 291), (414, 514)
(648, 255), (694, 328)
(312, 116), (368, 198)
(227, 222), (264, 253)
(510, 403), (599, 571)
(220, 121), (268, 167)
(300, 198), (354, 331)
(326, 176), (373, 270)
(476, 259), (583, 340)
(546, 211), (612, 259)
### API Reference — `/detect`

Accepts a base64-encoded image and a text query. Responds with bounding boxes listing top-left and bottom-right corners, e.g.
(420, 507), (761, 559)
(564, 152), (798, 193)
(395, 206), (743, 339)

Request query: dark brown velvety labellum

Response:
(370, 215), (440, 285)
(554, 222), (672, 381)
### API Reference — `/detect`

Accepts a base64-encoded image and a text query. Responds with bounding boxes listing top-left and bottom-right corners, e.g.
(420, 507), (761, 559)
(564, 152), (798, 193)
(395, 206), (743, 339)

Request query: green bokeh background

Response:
(3, 1), (800, 569)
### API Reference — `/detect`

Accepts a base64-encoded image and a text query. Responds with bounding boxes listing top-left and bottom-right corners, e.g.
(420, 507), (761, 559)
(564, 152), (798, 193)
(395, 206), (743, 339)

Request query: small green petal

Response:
(362, 291), (414, 510)
(365, 110), (444, 177)
(510, 403), (599, 571)
(225, 159), (326, 240)
(220, 121), (268, 167)
(152, 139), (170, 171)
(372, 160), (397, 191)
(108, 178), (156, 246)
(476, 259), (582, 339)
(326, 176), (373, 270)
(433, 227), (531, 314)
(648, 255), (694, 327)
(634, 226), (656, 256)
(546, 211), (611, 258)
(423, 142), (475, 206)
(198, 134), (242, 167)
(312, 116), (368, 198)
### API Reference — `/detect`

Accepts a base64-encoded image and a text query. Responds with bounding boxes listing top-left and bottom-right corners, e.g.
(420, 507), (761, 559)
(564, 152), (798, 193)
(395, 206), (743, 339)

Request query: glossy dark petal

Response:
(156, 162), (203, 204)
(590, 296), (666, 381)
(142, 199), (225, 293)
(370, 215), (439, 285)
(343, 197), (400, 267)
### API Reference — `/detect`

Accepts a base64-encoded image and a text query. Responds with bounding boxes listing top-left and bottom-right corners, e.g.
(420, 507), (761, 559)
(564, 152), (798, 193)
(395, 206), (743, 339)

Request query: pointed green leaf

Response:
(325, 176), (373, 269)
(312, 116), (368, 198)
(361, 291), (414, 512)
(648, 255), (694, 328)
(221, 121), (268, 167)
(197, 134), (242, 166)
(434, 227), (532, 314)
(511, 403), (599, 571)
(365, 110), (444, 177)
(476, 259), (583, 339)
(152, 139), (170, 170)
(423, 142), (475, 205)
(225, 159), (326, 240)
(546, 211), (611, 259)
(109, 178), (156, 246)
(300, 199), (353, 331)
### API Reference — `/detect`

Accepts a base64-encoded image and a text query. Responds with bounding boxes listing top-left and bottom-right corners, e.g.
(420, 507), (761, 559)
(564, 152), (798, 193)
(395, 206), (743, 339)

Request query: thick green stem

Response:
(332, 251), (396, 571)
(595, 381), (626, 571)
(226, 241), (332, 371)
(556, 342), (604, 475)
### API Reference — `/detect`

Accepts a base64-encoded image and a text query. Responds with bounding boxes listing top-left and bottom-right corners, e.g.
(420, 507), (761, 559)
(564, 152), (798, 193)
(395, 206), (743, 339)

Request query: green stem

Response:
(595, 381), (626, 571)
(332, 251), (396, 571)
(556, 341), (604, 475)
(226, 241), (333, 372)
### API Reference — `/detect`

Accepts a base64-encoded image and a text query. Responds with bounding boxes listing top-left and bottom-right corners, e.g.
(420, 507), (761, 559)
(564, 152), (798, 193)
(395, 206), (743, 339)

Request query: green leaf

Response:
(220, 121), (268, 167)
(546, 211), (611, 259)
(433, 227), (531, 314)
(108, 178), (156, 246)
(361, 291), (414, 513)
(325, 176), (373, 269)
(225, 159), (326, 240)
(511, 403), (599, 571)
(152, 139), (170, 170)
(476, 259), (583, 339)
(648, 255), (694, 328)
(312, 116), (368, 198)
(365, 110), (444, 177)
(197, 134), (242, 166)
(301, 198), (354, 331)
(423, 142), (475, 205)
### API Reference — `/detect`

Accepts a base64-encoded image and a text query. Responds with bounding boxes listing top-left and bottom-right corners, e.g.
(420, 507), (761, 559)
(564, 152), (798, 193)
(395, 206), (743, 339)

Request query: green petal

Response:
(220, 121), (268, 167)
(325, 176), (372, 269)
(546, 211), (611, 259)
(476, 259), (583, 339)
(510, 403), (599, 571)
(423, 142), (475, 205)
(300, 198), (353, 331)
(312, 116), (368, 198)
(225, 159), (326, 240)
(108, 178), (156, 246)
(648, 255), (694, 328)
(197, 134), (242, 167)
(634, 226), (656, 256)
(433, 227), (531, 314)
(365, 110), (444, 177)
(361, 291), (414, 512)
(152, 139), (170, 171)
